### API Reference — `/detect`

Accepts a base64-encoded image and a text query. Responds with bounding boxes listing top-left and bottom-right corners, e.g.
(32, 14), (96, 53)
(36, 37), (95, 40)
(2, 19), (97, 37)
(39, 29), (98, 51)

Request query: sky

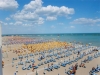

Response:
(0, 0), (100, 34)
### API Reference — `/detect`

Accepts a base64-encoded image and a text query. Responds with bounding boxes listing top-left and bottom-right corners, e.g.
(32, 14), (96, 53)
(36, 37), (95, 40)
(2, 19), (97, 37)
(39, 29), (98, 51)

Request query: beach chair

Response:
(30, 58), (35, 63)
(28, 64), (32, 68)
(87, 56), (93, 61)
(38, 63), (41, 66)
(53, 64), (60, 69)
(44, 67), (51, 71)
(48, 66), (53, 71)
(52, 58), (56, 62)
(64, 60), (69, 65)
(56, 55), (60, 59)
(24, 55), (28, 58)
(61, 62), (66, 67)
(29, 54), (33, 57)
(44, 60), (47, 64)
(49, 58), (53, 62)
(18, 61), (24, 65)
(41, 62), (44, 65)
(25, 59), (30, 63)
(34, 66), (38, 69)
(13, 57), (17, 60)
(66, 70), (71, 75)
(54, 53), (57, 57)
(18, 56), (23, 59)
(38, 57), (41, 61)
(79, 54), (83, 59)
(22, 66), (26, 70)
(69, 66), (73, 70)
(89, 72), (98, 75)
(27, 66), (31, 70)
(47, 59), (50, 63)
(94, 54), (98, 58)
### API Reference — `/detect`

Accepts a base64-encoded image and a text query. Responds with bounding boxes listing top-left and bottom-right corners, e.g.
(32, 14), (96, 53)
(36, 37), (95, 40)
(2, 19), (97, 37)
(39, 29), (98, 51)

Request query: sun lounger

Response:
(89, 72), (98, 75)
(22, 66), (26, 70)
(34, 66), (38, 69)
(13, 57), (17, 60)
(18, 56), (23, 59)
(30, 58), (35, 63)
(61, 62), (66, 67)
(18, 61), (24, 65)
(53, 64), (60, 69)
(25, 59), (30, 63)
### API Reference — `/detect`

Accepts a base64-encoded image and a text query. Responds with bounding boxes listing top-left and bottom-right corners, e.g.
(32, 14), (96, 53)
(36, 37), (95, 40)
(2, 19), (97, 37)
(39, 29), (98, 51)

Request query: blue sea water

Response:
(3, 33), (100, 47)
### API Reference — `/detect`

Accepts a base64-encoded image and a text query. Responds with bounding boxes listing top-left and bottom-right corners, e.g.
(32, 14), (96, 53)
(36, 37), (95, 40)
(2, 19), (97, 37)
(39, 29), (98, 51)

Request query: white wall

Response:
(0, 24), (3, 75)
(0, 24), (2, 46)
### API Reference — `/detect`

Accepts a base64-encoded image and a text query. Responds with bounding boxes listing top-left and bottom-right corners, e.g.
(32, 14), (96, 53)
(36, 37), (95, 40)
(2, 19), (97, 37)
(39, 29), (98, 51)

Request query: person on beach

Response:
(51, 63), (53, 66)
(69, 68), (76, 75)
(2, 61), (4, 68)
(78, 51), (80, 55)
(92, 67), (95, 71)
(79, 63), (86, 68)
(75, 63), (78, 70)
(51, 63), (53, 71)
(32, 63), (34, 72)
(48, 64), (49, 68)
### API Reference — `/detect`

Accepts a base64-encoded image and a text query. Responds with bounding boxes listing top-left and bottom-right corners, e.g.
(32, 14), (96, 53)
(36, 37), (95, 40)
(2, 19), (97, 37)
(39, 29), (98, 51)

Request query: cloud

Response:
(46, 16), (57, 21)
(35, 5), (74, 17)
(0, 21), (3, 24)
(22, 24), (33, 27)
(5, 17), (10, 21)
(51, 25), (55, 28)
(0, 20), (34, 27)
(23, 0), (43, 11)
(0, 21), (8, 26)
(70, 26), (75, 28)
(0, 0), (19, 10)
(36, 17), (44, 25)
(11, 0), (74, 25)
(58, 23), (64, 25)
(14, 21), (22, 25)
(70, 18), (100, 25)
(97, 11), (100, 13)
(3, 23), (8, 26)
(97, 24), (100, 26)
(9, 22), (13, 25)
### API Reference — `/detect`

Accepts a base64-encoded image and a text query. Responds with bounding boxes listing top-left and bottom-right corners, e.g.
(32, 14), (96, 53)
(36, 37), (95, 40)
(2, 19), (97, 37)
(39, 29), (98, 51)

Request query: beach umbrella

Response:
(36, 70), (38, 75)
(65, 69), (66, 73)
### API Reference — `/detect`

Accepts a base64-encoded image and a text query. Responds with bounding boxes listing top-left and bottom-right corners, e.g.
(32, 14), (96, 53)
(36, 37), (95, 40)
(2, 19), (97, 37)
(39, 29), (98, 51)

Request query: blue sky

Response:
(0, 0), (100, 34)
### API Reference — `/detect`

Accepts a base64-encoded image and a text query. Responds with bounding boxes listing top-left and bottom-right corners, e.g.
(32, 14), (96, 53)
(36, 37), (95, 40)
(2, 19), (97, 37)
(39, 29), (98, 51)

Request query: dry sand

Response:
(2, 36), (100, 75)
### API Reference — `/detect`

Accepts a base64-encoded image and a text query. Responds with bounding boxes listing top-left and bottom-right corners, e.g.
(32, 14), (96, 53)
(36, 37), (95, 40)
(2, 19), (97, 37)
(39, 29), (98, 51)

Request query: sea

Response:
(2, 33), (100, 47)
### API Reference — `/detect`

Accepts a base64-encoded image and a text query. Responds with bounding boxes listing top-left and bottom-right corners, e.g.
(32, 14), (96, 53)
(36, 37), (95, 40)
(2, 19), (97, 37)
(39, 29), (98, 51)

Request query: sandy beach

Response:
(2, 36), (100, 75)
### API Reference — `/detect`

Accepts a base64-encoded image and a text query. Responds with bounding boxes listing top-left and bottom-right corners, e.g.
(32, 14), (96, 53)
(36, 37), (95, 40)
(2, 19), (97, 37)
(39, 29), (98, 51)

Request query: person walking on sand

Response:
(48, 64), (49, 68)
(51, 63), (53, 66)
(32, 63), (34, 72)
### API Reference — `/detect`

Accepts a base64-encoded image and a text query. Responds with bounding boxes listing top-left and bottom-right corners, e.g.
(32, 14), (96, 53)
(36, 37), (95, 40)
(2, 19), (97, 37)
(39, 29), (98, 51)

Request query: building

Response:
(0, 24), (3, 75)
